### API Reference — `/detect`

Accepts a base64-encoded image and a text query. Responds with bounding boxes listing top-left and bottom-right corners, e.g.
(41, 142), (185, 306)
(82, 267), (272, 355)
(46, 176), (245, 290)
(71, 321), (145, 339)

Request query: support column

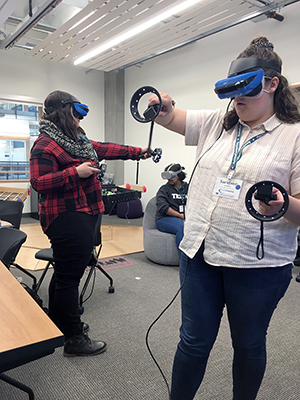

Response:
(104, 70), (125, 185)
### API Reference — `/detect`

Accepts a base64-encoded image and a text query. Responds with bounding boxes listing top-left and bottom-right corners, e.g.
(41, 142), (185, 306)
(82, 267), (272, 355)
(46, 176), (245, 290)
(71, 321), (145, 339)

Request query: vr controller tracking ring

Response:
(130, 86), (162, 163)
(245, 181), (289, 260)
(130, 86), (162, 123)
(245, 180), (289, 222)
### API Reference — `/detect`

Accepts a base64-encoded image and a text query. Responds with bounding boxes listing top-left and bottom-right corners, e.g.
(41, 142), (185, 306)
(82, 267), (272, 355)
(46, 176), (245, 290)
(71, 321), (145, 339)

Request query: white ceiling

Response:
(0, 0), (299, 72)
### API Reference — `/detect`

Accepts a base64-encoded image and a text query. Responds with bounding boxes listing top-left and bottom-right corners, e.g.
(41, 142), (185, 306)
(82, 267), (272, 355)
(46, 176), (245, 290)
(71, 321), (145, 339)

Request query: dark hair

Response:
(223, 36), (300, 130)
(165, 163), (186, 181)
(43, 90), (83, 139)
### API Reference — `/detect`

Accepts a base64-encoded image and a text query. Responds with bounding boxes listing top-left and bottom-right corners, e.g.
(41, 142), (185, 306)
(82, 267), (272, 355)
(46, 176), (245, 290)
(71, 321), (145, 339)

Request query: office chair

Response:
(0, 227), (44, 299)
(79, 214), (115, 314)
(0, 199), (24, 229)
(0, 227), (27, 270)
(34, 214), (114, 314)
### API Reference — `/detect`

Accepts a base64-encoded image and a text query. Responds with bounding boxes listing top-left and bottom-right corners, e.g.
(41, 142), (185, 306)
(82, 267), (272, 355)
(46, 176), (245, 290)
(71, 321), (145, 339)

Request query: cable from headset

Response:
(145, 100), (231, 397)
(188, 127), (225, 188)
(145, 256), (189, 399)
(187, 99), (232, 186)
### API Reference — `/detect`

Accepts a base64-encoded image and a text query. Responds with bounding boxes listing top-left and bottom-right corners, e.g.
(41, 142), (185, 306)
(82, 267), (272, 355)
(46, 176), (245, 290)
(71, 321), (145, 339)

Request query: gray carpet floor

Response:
(2, 253), (300, 400)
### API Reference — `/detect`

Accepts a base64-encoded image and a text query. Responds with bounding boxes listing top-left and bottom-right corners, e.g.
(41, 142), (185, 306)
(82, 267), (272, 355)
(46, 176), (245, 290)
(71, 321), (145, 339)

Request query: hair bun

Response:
(252, 38), (274, 51)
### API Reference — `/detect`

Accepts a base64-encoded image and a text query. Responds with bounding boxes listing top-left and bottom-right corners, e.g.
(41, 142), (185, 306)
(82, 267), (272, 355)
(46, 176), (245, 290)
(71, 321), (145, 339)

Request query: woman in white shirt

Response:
(149, 36), (300, 400)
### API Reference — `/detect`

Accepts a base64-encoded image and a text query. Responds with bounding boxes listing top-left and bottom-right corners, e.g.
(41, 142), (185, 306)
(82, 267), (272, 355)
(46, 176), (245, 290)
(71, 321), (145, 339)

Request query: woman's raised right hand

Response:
(148, 91), (186, 135)
(148, 92), (175, 119)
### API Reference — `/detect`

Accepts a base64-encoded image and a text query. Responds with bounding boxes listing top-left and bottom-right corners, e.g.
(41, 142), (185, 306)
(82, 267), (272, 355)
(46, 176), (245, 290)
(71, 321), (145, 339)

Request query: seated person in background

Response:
(155, 163), (189, 254)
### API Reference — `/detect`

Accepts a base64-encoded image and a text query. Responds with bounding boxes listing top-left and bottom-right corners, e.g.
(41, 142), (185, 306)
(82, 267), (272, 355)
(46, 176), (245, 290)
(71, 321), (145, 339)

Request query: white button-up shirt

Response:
(180, 109), (300, 268)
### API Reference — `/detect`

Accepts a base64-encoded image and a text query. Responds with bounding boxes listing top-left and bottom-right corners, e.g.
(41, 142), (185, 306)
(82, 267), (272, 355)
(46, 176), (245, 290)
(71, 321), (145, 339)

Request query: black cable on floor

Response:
(145, 260), (188, 399)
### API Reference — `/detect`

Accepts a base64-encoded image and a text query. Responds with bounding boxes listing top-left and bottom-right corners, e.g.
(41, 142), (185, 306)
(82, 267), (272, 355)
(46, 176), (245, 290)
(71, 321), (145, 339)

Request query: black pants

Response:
(46, 212), (98, 338)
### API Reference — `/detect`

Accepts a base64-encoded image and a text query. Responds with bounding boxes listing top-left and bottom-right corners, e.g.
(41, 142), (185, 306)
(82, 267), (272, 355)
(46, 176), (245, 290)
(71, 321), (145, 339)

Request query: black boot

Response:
(63, 333), (107, 357)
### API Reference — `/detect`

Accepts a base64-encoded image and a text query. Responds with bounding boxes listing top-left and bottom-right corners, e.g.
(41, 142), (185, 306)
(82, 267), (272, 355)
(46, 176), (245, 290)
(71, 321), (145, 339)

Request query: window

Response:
(0, 99), (42, 181)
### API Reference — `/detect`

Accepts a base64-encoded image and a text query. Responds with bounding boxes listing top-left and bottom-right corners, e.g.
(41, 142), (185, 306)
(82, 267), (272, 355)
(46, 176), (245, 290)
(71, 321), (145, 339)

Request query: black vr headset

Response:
(214, 57), (281, 99)
(44, 96), (89, 119)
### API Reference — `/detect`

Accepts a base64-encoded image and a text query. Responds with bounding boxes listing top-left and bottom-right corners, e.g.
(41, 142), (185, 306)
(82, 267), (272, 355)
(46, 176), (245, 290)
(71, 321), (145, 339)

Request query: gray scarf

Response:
(39, 119), (97, 161)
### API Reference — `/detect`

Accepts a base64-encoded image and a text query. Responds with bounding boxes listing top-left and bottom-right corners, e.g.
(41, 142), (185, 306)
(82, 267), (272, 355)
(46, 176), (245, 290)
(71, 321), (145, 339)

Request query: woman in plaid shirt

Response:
(30, 90), (150, 357)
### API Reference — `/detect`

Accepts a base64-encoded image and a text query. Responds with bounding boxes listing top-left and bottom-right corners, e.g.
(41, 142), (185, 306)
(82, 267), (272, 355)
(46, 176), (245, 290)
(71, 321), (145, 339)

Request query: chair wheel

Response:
(108, 286), (115, 293)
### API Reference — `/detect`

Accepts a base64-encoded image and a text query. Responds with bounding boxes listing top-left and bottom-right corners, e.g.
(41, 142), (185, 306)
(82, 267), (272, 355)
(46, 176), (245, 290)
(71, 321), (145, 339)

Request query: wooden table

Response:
(0, 261), (64, 398)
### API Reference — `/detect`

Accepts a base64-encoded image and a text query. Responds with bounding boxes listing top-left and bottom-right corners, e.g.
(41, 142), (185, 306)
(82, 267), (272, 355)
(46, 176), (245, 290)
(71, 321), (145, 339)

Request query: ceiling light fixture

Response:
(0, 0), (63, 50)
(74, 0), (203, 66)
(69, 11), (96, 32)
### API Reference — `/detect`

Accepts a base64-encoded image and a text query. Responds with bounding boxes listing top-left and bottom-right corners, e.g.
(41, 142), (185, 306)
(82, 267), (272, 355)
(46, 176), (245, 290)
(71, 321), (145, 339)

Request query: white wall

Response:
(1, 2), (300, 213)
(0, 48), (105, 139)
(124, 2), (300, 208)
(0, 47), (104, 212)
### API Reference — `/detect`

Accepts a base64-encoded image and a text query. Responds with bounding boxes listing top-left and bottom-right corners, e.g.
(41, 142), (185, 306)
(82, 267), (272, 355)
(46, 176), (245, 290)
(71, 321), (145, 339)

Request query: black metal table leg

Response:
(0, 372), (34, 399)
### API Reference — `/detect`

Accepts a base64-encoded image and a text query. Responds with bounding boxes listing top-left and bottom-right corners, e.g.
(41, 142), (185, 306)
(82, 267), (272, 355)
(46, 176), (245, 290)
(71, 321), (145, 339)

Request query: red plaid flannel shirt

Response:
(30, 133), (142, 232)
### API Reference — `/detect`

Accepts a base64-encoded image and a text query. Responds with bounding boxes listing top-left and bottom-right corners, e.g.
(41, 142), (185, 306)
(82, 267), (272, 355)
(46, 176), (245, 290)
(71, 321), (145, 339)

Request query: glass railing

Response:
(0, 161), (30, 181)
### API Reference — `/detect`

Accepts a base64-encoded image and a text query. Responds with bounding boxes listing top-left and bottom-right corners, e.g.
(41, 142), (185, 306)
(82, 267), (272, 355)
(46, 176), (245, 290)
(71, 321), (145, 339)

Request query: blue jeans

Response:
(170, 244), (292, 400)
(156, 216), (184, 254)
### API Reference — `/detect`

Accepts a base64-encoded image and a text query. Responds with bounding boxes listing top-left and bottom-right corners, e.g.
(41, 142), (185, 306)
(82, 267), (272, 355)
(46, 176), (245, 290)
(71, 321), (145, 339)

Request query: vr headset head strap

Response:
(62, 97), (89, 119)
(44, 96), (76, 115)
(228, 57), (281, 77)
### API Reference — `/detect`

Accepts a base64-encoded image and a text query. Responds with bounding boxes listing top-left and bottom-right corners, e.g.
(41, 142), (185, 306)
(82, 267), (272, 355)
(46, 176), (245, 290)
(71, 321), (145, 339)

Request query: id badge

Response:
(212, 177), (243, 200)
(179, 205), (184, 213)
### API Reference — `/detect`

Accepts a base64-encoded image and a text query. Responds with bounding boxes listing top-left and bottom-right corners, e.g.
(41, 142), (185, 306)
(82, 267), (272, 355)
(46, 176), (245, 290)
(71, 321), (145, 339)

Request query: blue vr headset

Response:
(45, 96), (89, 119)
(62, 98), (89, 119)
(214, 57), (281, 99)
(215, 69), (264, 99)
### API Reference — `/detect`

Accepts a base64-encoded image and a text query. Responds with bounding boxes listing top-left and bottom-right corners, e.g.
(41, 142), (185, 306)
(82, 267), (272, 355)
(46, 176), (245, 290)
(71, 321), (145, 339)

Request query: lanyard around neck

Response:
(228, 124), (267, 179)
(175, 185), (185, 204)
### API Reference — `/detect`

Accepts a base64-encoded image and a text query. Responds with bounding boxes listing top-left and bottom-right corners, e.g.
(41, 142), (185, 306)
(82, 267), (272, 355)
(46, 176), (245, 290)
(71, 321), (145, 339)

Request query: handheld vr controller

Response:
(253, 184), (277, 205)
(96, 163), (107, 182)
(245, 181), (289, 260)
(130, 86), (162, 123)
(130, 86), (163, 163)
(139, 147), (162, 163)
(245, 181), (288, 222)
